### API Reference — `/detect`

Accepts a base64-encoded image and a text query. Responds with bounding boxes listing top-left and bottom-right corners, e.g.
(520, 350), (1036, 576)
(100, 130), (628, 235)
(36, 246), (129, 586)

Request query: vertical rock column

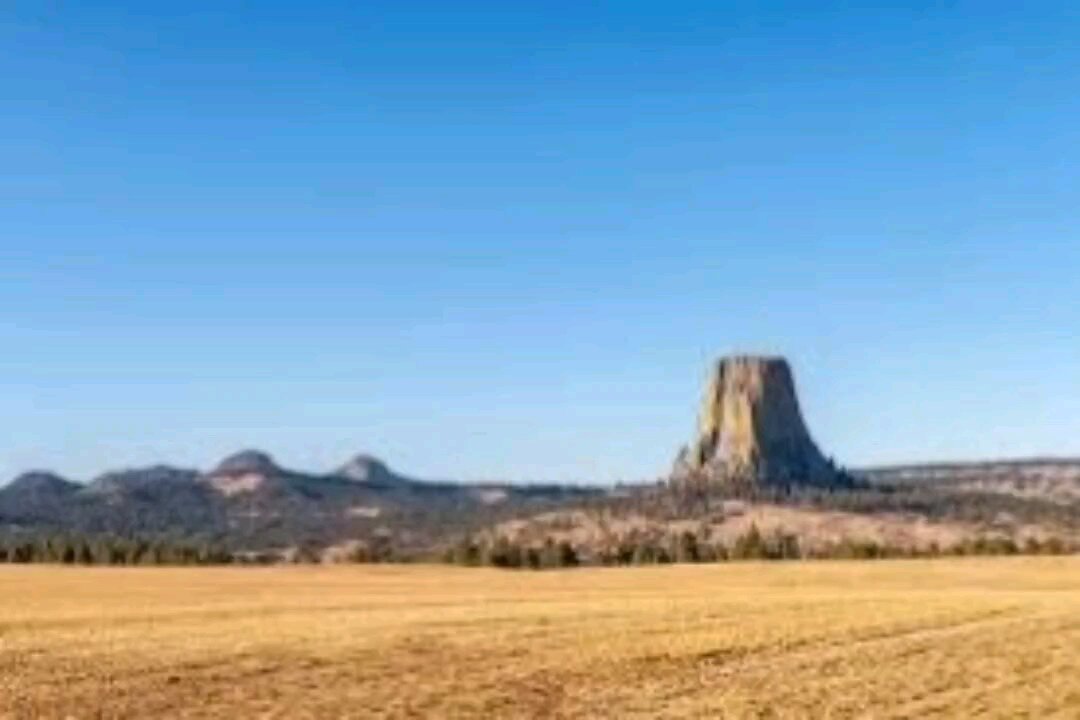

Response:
(675, 356), (845, 489)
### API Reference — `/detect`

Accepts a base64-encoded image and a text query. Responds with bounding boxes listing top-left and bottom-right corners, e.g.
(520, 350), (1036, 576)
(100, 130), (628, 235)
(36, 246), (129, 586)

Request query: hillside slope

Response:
(0, 451), (603, 556)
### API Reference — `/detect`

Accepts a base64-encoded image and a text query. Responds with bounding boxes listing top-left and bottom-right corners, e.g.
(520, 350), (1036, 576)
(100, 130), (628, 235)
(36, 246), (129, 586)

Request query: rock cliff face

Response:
(674, 355), (849, 490)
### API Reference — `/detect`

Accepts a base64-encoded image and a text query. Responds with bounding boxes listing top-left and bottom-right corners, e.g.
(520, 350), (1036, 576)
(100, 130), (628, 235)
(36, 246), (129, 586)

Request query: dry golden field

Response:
(2, 559), (1079, 719)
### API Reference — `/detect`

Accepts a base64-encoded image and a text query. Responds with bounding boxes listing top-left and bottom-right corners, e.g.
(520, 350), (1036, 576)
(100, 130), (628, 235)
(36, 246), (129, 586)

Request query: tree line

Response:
(442, 525), (1076, 569)
(0, 534), (233, 565)
(1, 527), (1071, 568)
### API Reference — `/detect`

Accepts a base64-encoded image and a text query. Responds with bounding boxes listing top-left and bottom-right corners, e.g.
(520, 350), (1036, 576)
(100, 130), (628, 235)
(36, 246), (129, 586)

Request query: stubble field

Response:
(1, 558), (1079, 718)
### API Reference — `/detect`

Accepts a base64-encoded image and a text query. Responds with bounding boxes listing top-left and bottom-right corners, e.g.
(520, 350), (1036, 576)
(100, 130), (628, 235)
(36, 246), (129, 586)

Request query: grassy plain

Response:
(1, 558), (1078, 718)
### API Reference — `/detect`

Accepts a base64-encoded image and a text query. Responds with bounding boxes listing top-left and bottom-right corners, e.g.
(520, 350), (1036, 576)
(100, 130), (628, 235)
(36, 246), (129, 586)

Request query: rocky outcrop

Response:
(210, 450), (282, 477)
(336, 454), (402, 485)
(673, 355), (849, 490)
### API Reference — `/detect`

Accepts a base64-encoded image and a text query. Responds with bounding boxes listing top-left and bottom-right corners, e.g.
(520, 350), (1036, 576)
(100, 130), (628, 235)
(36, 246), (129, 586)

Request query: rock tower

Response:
(673, 355), (849, 490)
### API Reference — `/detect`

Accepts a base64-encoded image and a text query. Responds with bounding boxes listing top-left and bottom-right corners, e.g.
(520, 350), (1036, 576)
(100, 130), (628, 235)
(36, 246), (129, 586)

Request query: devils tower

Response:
(673, 355), (851, 490)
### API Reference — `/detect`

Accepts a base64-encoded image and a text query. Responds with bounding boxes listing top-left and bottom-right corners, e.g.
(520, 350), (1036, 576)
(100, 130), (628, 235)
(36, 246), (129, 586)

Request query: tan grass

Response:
(1, 558), (1079, 718)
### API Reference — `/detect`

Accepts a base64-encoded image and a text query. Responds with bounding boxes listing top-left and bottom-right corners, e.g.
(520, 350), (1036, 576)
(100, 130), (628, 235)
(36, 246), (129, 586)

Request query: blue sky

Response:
(3, 1), (1079, 483)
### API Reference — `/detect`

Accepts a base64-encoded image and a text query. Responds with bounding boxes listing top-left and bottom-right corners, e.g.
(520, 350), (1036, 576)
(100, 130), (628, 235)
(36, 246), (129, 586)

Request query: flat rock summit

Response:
(674, 355), (851, 490)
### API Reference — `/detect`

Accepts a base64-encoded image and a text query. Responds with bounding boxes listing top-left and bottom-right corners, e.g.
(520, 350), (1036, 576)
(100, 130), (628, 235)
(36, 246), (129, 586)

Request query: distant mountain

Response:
(859, 458), (1080, 483)
(335, 454), (404, 486)
(6, 445), (1079, 563)
(0, 452), (605, 556)
(859, 458), (1080, 506)
(6, 471), (80, 499)
(0, 472), (82, 524)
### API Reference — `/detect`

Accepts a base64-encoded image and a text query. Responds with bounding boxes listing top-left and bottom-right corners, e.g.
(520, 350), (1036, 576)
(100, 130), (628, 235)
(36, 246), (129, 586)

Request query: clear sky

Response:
(3, 1), (1079, 484)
